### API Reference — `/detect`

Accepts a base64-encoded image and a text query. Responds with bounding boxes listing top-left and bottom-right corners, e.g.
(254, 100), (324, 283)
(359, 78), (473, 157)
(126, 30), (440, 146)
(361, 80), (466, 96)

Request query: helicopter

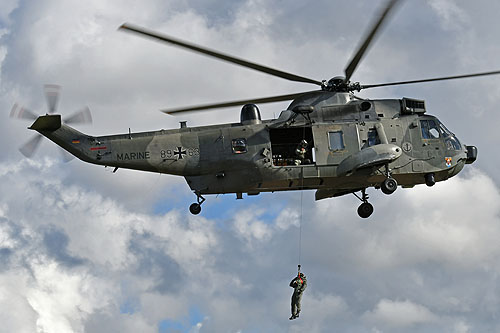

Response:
(12, 0), (495, 218)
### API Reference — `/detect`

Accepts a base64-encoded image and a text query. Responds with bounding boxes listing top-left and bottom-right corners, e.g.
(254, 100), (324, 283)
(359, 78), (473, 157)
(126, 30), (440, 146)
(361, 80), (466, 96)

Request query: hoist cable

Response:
(298, 184), (303, 266)
(297, 124), (307, 267)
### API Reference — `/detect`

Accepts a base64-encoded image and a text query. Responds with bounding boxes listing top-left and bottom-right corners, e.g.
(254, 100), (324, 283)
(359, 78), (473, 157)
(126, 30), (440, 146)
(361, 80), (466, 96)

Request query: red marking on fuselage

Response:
(90, 147), (107, 151)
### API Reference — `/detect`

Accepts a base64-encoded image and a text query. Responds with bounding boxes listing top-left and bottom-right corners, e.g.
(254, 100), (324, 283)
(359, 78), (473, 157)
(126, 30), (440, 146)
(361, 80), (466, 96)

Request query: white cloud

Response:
(27, 261), (113, 333)
(0, 271), (38, 333)
(232, 208), (273, 245)
(275, 207), (300, 230)
(363, 299), (438, 329)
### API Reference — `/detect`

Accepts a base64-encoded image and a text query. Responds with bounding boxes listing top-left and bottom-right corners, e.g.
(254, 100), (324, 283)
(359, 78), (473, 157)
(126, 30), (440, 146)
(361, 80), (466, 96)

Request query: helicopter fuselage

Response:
(30, 92), (476, 205)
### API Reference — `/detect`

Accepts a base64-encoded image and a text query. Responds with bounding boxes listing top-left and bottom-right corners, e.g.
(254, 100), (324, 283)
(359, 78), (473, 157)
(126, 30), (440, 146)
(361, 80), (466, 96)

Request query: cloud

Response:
(0, 0), (18, 26)
(428, 0), (469, 32)
(0, 158), (221, 332)
(363, 299), (438, 329)
(2, 150), (500, 331)
(26, 261), (114, 333)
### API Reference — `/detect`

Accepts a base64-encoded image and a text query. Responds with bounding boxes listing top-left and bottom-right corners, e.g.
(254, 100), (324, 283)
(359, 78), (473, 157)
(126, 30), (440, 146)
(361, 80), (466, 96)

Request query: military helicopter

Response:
(14, 0), (496, 218)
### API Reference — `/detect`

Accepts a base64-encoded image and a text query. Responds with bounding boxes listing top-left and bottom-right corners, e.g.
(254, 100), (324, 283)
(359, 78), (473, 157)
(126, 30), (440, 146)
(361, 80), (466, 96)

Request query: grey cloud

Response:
(0, 216), (25, 269)
(128, 230), (184, 294)
(42, 225), (86, 268)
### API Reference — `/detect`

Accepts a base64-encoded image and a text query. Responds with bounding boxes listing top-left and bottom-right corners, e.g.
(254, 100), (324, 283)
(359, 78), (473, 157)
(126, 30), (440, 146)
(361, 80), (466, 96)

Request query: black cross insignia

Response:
(173, 146), (187, 159)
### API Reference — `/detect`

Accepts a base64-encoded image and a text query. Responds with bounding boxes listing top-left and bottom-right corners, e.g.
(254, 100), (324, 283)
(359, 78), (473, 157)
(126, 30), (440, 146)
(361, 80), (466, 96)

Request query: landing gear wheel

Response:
(357, 202), (374, 218)
(354, 189), (374, 218)
(189, 203), (201, 215)
(381, 177), (398, 195)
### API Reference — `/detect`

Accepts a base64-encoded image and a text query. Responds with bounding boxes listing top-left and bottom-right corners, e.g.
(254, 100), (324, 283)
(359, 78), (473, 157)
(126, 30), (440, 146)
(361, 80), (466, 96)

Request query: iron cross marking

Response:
(174, 146), (187, 160)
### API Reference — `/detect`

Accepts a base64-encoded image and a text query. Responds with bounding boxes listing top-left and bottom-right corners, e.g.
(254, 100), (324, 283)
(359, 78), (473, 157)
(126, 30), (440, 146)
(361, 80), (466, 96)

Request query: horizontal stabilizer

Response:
(29, 114), (62, 131)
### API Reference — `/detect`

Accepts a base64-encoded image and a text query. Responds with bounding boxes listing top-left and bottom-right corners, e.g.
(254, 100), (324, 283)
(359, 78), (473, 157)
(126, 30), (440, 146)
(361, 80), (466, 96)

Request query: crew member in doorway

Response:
(295, 139), (308, 165)
(289, 271), (307, 320)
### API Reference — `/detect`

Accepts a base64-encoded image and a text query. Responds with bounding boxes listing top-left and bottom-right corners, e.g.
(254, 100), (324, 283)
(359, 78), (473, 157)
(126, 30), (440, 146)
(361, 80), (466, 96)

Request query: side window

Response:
(367, 129), (380, 147)
(328, 131), (345, 151)
(232, 138), (247, 154)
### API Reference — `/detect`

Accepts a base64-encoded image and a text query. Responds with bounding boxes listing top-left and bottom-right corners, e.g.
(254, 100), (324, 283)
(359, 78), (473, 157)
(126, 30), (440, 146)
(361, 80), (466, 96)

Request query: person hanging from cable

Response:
(289, 265), (307, 320)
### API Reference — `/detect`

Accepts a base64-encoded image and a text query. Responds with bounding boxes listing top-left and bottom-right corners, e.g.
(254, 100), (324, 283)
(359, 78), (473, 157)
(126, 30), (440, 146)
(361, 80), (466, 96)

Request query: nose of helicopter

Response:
(465, 145), (478, 164)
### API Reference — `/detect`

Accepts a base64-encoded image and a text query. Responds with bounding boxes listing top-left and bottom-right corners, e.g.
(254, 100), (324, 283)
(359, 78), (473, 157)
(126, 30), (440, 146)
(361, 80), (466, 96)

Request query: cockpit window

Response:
(446, 136), (462, 150)
(421, 119), (462, 150)
(420, 119), (441, 139)
(439, 123), (451, 137)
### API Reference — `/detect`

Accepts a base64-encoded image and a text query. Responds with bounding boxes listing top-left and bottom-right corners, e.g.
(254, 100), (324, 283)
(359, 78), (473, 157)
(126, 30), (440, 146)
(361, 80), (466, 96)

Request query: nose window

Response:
(445, 136), (462, 150)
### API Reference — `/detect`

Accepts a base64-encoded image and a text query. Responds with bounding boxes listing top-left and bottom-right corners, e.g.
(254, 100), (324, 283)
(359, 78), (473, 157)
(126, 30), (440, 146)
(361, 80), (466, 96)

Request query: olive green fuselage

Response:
(35, 92), (471, 200)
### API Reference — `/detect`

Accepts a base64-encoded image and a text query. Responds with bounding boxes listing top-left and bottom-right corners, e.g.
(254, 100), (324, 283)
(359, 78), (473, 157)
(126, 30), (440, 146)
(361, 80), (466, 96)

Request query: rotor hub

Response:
(322, 76), (362, 92)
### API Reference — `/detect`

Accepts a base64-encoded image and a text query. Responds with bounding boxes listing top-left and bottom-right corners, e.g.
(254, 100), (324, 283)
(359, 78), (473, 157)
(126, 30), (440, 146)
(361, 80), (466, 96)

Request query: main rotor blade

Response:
(361, 70), (500, 89)
(44, 84), (61, 114)
(19, 134), (44, 158)
(63, 107), (92, 125)
(119, 23), (322, 86)
(162, 90), (317, 115)
(344, 0), (401, 82)
(10, 104), (39, 120)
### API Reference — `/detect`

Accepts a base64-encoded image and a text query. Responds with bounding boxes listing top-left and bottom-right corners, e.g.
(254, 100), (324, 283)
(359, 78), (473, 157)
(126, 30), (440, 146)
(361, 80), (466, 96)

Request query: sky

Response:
(1, 0), (500, 332)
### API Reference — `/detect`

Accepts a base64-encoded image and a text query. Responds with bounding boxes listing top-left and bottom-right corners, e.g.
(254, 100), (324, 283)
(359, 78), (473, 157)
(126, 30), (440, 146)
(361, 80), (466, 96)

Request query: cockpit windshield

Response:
(420, 118), (462, 150)
(437, 120), (462, 150)
(420, 119), (441, 139)
(438, 122), (452, 137)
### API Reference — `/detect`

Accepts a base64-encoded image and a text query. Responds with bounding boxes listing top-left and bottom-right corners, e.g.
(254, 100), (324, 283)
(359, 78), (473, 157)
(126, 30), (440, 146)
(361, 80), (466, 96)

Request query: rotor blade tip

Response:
(161, 109), (175, 116)
(119, 23), (137, 32)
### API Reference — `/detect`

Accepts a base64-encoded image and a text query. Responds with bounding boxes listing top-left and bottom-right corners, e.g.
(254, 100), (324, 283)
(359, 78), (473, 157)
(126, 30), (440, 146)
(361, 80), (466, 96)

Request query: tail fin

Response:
(29, 114), (61, 131)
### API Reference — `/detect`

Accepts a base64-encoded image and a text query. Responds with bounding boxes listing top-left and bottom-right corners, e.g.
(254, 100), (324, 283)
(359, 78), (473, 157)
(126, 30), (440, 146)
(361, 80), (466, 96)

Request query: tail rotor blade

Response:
(44, 84), (61, 114)
(19, 134), (44, 158)
(63, 106), (92, 125)
(9, 103), (39, 120)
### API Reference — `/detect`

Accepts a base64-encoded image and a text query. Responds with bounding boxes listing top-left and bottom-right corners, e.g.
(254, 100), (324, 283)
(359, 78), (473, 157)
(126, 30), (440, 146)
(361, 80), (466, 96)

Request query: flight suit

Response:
(294, 140), (308, 165)
(290, 273), (307, 319)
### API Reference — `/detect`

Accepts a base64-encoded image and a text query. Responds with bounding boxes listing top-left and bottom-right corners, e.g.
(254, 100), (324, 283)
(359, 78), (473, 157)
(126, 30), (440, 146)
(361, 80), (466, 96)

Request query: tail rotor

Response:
(44, 84), (61, 114)
(10, 84), (92, 160)
(18, 133), (44, 158)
